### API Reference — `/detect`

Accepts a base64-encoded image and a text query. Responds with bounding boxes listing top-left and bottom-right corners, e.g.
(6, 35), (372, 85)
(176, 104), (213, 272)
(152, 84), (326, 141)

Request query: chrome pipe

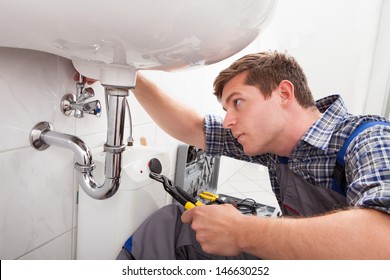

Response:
(41, 130), (93, 166)
(29, 86), (131, 200)
(126, 99), (134, 146)
(74, 75), (85, 118)
(105, 88), (127, 147)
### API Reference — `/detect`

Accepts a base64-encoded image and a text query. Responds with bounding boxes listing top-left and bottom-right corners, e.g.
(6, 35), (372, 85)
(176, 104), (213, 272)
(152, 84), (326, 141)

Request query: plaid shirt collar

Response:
(295, 94), (349, 152)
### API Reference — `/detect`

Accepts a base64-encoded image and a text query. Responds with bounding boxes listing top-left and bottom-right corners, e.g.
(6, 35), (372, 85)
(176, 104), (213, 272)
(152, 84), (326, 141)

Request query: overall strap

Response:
(332, 121), (390, 196)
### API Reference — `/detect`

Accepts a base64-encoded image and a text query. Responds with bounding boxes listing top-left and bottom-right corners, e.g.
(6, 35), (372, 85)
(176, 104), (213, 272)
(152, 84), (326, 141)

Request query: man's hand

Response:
(181, 204), (246, 256)
(73, 72), (97, 85)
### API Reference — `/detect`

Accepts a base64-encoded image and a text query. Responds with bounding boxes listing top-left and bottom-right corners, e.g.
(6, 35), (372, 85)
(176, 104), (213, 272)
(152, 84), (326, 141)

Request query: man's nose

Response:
(223, 111), (236, 129)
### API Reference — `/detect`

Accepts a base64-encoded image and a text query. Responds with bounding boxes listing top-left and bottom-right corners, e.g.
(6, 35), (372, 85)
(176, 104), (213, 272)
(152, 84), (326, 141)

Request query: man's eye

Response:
(234, 99), (241, 106)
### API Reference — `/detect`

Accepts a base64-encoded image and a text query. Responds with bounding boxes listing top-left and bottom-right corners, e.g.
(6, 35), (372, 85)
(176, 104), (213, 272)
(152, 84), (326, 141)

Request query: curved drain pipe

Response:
(30, 87), (129, 199)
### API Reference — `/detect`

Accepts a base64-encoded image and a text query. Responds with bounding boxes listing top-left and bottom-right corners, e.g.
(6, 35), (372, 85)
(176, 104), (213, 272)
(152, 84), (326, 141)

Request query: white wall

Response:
(0, 0), (387, 259)
(256, 0), (383, 114)
(365, 0), (390, 116)
(0, 48), (76, 259)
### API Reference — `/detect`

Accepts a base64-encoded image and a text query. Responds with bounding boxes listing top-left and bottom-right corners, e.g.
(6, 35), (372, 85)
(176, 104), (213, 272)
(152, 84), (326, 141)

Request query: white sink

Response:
(0, 0), (276, 86)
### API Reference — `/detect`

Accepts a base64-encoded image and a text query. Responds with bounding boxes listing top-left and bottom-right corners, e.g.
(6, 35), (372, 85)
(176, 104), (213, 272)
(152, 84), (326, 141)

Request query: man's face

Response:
(221, 72), (284, 156)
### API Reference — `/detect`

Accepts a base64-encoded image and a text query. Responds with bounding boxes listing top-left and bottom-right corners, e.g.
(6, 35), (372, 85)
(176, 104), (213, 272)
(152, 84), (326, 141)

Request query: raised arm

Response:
(132, 72), (206, 149)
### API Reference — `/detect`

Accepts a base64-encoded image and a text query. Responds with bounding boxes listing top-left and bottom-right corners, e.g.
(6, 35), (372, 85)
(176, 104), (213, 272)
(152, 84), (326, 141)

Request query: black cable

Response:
(235, 198), (258, 214)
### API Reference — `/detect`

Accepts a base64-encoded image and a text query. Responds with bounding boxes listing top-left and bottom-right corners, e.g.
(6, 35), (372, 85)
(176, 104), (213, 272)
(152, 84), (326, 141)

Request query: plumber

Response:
(112, 50), (390, 259)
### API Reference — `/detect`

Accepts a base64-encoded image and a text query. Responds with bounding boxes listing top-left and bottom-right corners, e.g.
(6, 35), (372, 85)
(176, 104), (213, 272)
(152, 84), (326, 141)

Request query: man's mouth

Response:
(235, 133), (244, 142)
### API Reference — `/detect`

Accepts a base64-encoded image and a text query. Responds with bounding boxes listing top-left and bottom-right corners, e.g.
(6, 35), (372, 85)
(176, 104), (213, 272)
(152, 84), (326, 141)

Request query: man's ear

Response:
(278, 80), (294, 106)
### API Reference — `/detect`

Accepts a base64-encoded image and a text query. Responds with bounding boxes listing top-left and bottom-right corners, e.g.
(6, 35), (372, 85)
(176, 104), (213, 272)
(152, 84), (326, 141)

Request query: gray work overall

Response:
(117, 160), (348, 260)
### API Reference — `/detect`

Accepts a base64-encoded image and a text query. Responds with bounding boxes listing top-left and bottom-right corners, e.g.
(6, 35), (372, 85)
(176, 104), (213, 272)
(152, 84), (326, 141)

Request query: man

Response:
(117, 51), (390, 259)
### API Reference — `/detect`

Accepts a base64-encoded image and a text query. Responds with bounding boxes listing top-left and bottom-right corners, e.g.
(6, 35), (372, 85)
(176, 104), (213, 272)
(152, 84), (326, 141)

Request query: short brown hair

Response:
(213, 51), (315, 108)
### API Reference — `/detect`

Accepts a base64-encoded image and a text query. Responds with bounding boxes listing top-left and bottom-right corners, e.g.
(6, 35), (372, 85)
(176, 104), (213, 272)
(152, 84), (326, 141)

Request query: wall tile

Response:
(0, 147), (74, 259)
(0, 48), (75, 152)
(0, 48), (76, 260)
(18, 231), (72, 260)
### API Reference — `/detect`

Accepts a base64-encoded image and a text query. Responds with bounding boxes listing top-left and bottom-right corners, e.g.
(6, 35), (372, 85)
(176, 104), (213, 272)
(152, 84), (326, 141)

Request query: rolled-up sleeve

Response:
(203, 114), (268, 164)
(203, 114), (229, 157)
(347, 126), (390, 214)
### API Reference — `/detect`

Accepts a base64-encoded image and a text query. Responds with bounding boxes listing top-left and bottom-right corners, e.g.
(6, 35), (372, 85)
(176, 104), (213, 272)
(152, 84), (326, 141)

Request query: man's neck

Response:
(278, 106), (322, 157)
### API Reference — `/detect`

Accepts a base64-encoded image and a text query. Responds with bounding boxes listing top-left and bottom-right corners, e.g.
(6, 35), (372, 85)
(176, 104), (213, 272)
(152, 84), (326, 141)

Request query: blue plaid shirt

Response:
(204, 95), (390, 214)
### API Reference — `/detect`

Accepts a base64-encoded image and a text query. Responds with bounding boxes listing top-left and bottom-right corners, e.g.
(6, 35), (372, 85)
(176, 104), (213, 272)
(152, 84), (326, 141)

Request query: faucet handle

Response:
(76, 87), (95, 103)
(83, 100), (102, 117)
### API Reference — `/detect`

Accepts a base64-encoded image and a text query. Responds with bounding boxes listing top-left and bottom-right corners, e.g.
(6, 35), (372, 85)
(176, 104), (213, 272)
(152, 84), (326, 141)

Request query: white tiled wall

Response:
(0, 0), (386, 259)
(0, 48), (76, 259)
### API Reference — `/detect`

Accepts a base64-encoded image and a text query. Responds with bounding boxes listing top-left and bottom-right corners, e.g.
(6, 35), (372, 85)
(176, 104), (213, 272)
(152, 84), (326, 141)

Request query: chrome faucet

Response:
(61, 76), (102, 118)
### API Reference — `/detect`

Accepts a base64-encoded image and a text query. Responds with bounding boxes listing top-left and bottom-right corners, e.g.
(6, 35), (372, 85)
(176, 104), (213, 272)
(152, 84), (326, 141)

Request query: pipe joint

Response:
(104, 144), (126, 153)
(75, 162), (96, 173)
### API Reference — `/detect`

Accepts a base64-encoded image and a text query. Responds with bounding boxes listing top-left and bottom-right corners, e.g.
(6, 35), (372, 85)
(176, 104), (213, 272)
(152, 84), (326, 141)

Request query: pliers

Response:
(149, 172), (204, 210)
(199, 191), (225, 204)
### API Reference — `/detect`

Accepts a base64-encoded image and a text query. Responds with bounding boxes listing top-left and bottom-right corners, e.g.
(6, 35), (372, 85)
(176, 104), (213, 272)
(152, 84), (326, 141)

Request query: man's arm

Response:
(182, 205), (390, 259)
(132, 72), (206, 149)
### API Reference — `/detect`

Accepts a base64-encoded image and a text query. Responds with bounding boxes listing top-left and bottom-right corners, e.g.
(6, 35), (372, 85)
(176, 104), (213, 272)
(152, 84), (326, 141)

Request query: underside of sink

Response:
(0, 0), (276, 86)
